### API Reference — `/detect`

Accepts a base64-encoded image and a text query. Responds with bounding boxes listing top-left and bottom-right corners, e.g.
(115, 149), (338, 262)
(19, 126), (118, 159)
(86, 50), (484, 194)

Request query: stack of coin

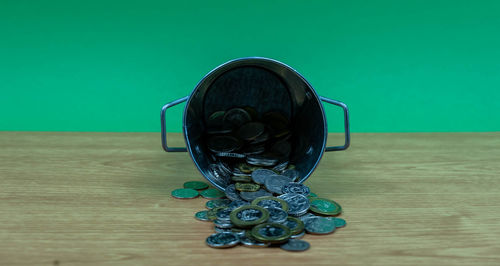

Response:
(205, 107), (295, 187)
(172, 177), (347, 251)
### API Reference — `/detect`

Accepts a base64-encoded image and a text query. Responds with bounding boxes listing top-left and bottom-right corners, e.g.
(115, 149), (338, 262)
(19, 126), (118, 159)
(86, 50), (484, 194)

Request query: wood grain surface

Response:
(1, 132), (499, 266)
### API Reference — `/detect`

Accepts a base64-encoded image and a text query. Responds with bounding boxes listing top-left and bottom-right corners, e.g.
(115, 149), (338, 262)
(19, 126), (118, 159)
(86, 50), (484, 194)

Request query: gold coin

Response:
(231, 175), (252, 183)
(235, 182), (260, 192)
(230, 205), (269, 228)
(251, 223), (291, 244)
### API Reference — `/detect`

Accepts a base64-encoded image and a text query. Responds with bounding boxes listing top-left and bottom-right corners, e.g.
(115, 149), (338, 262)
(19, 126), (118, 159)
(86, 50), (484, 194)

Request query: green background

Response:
(1, 0), (499, 133)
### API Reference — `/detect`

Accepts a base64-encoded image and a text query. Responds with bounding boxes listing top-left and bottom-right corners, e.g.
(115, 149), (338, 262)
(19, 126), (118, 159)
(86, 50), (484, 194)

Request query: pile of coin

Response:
(170, 106), (346, 251)
(204, 107), (296, 188)
(172, 178), (346, 251)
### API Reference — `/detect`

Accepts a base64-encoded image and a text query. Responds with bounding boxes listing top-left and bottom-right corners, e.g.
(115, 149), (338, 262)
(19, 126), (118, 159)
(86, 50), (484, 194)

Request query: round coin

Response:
(214, 219), (233, 229)
(206, 232), (240, 248)
(183, 181), (209, 190)
(215, 152), (246, 159)
(224, 108), (252, 127)
(251, 223), (292, 244)
(264, 175), (293, 194)
(280, 239), (310, 252)
(235, 182), (260, 192)
(200, 188), (226, 199)
(290, 231), (305, 239)
(239, 235), (270, 247)
(239, 189), (272, 202)
(281, 169), (300, 182)
(272, 161), (289, 172)
(231, 175), (253, 183)
(206, 198), (232, 209)
(282, 216), (305, 235)
(297, 213), (317, 223)
(207, 207), (225, 221)
(214, 227), (232, 233)
(207, 110), (225, 127)
(228, 200), (250, 210)
(215, 207), (232, 222)
(266, 207), (288, 223)
(171, 188), (199, 199)
(230, 205), (269, 228)
(308, 192), (318, 198)
(334, 217), (347, 228)
(224, 184), (243, 201)
(207, 135), (241, 153)
(251, 196), (289, 212)
(237, 163), (259, 174)
(282, 182), (310, 196)
(278, 193), (310, 216)
(304, 216), (336, 235)
(231, 227), (246, 236)
(246, 154), (280, 167)
(251, 169), (276, 184)
(309, 198), (342, 216)
(195, 210), (210, 221)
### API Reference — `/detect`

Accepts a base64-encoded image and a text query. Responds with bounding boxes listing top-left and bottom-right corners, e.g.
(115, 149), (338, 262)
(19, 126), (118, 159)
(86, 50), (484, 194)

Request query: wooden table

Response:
(1, 132), (499, 265)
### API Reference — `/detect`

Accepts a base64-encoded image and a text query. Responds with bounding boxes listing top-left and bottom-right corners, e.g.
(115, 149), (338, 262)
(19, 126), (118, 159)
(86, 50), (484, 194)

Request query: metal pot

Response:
(161, 57), (350, 191)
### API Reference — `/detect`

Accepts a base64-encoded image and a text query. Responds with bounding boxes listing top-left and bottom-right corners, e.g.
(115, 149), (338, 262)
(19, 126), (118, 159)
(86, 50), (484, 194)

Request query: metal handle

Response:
(161, 96), (189, 152)
(320, 96), (350, 151)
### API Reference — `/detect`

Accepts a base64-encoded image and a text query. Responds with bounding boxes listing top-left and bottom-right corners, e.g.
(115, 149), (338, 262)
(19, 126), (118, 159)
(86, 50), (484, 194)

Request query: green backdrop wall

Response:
(1, 0), (499, 132)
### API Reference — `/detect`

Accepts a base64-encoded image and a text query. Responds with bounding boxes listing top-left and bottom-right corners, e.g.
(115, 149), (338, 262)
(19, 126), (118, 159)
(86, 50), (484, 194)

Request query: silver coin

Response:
(264, 175), (293, 194)
(282, 169), (300, 182)
(228, 199), (250, 210)
(246, 154), (279, 167)
(215, 207), (232, 222)
(282, 182), (310, 196)
(272, 161), (289, 172)
(232, 168), (250, 177)
(297, 213), (317, 223)
(225, 184), (243, 201)
(244, 144), (266, 155)
(278, 193), (310, 216)
(249, 130), (269, 145)
(283, 217), (303, 234)
(206, 232), (240, 248)
(290, 231), (305, 239)
(266, 207), (288, 223)
(214, 219), (233, 229)
(214, 227), (233, 234)
(240, 189), (272, 202)
(239, 235), (270, 247)
(231, 228), (246, 236)
(217, 162), (233, 176)
(251, 169), (276, 184)
(255, 197), (288, 210)
(206, 198), (232, 209)
(215, 152), (246, 158)
(207, 135), (241, 153)
(304, 216), (336, 235)
(194, 210), (210, 221)
(224, 108), (251, 127)
(280, 239), (310, 252)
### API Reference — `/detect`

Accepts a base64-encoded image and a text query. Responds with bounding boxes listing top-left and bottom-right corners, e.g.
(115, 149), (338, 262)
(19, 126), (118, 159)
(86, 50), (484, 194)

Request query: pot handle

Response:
(161, 96), (189, 152)
(320, 96), (351, 151)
